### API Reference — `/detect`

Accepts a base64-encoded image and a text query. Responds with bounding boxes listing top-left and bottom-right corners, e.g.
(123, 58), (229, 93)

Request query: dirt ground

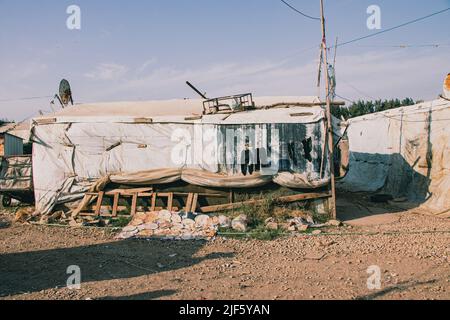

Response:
(0, 196), (449, 300)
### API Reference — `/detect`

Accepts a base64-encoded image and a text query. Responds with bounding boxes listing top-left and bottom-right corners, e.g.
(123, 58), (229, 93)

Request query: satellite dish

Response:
(443, 73), (450, 99)
(59, 79), (74, 106)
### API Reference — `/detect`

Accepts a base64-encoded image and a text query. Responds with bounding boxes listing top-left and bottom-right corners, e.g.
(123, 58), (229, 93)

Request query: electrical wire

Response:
(355, 43), (450, 48)
(280, 0), (320, 21)
(0, 95), (53, 103)
(332, 7), (450, 49)
(341, 79), (376, 100)
(335, 94), (355, 104)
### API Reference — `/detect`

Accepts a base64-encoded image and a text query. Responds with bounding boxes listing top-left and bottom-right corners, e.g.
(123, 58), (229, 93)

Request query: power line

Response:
(356, 43), (450, 48)
(0, 95), (53, 103)
(280, 0), (320, 21)
(340, 79), (376, 100)
(332, 7), (450, 49)
(335, 94), (355, 104)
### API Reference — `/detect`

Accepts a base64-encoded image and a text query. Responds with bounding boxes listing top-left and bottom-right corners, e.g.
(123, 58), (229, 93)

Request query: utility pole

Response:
(319, 0), (337, 218)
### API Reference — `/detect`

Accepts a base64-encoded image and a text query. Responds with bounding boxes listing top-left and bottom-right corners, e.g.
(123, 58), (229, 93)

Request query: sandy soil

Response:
(0, 201), (449, 300)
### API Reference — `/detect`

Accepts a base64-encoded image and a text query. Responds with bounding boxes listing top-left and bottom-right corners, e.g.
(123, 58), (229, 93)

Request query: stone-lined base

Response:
(116, 210), (220, 240)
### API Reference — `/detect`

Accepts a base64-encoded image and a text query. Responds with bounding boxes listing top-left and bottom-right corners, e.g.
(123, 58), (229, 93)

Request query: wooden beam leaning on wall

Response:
(199, 191), (332, 213)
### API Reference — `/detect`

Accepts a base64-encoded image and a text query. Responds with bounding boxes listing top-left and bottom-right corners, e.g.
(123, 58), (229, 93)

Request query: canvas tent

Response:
(31, 96), (336, 214)
(339, 97), (450, 216)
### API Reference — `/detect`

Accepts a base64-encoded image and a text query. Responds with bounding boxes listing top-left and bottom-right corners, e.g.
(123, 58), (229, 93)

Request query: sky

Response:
(0, 0), (449, 121)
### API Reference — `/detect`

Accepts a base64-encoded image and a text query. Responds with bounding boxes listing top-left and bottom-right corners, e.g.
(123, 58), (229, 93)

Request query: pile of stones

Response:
(115, 210), (342, 240)
(116, 210), (240, 241)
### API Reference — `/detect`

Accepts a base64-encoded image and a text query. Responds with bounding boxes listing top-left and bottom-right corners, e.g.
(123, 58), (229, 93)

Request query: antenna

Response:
(53, 94), (65, 109)
(59, 79), (74, 106)
(186, 81), (208, 99)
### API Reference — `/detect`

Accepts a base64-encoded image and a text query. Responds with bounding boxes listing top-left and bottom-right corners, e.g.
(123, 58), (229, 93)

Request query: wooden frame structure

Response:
(77, 186), (331, 219)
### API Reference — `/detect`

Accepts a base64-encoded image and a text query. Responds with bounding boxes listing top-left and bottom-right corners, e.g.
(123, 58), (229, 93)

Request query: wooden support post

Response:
(130, 193), (138, 216)
(112, 193), (119, 217)
(320, 0), (337, 219)
(185, 193), (193, 212)
(191, 193), (198, 212)
(94, 192), (104, 216)
(167, 192), (174, 211)
(151, 193), (157, 211)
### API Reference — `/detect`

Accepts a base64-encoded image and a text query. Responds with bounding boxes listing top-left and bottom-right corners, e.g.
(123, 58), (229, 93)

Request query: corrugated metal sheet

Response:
(217, 122), (328, 180)
(3, 133), (23, 156)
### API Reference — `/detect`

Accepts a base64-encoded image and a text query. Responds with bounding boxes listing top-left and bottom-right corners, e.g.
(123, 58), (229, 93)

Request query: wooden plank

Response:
(94, 192), (104, 216)
(157, 192), (171, 197)
(34, 118), (57, 125)
(134, 117), (153, 123)
(184, 116), (202, 121)
(151, 193), (157, 211)
(105, 187), (153, 196)
(277, 192), (331, 203)
(94, 205), (146, 213)
(200, 192), (332, 213)
(138, 192), (154, 197)
(130, 193), (138, 216)
(172, 192), (227, 198)
(167, 193), (174, 211)
(185, 193), (193, 212)
(191, 193), (198, 212)
(112, 193), (120, 217)
(290, 112), (314, 117)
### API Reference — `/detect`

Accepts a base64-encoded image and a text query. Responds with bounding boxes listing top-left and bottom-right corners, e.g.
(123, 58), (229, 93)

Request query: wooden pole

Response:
(320, 0), (337, 218)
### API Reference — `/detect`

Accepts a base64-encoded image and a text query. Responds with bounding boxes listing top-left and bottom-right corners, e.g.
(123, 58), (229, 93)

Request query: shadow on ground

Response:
(0, 239), (233, 297)
(356, 279), (437, 300)
(336, 145), (436, 225)
(99, 289), (177, 300)
(335, 191), (413, 225)
(0, 220), (10, 229)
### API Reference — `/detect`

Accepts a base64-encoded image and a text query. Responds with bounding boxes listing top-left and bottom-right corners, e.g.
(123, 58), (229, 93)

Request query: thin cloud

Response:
(84, 63), (129, 81)
(136, 58), (158, 75)
(81, 48), (448, 103)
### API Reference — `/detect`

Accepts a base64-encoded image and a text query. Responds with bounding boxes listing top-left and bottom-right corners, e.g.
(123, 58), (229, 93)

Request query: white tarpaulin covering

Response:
(339, 98), (450, 216)
(31, 96), (333, 214)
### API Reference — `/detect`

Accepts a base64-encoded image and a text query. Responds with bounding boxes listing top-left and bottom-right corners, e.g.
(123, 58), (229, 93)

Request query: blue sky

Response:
(0, 0), (449, 121)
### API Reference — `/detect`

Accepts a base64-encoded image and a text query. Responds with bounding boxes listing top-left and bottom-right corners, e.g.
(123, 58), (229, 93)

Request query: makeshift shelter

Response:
(339, 97), (450, 216)
(30, 96), (338, 215)
(0, 125), (23, 157)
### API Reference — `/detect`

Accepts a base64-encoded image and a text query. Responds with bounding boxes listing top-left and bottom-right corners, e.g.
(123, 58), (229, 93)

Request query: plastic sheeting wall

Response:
(32, 120), (330, 214)
(339, 98), (450, 215)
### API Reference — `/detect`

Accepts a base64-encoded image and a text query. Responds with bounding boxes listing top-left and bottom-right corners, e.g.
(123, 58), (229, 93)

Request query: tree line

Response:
(331, 98), (418, 120)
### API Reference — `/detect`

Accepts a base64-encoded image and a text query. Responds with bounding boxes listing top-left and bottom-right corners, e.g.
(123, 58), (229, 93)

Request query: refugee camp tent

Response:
(31, 96), (335, 214)
(339, 96), (450, 216)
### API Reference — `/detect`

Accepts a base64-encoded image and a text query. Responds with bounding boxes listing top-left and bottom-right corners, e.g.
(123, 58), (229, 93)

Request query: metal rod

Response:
(54, 94), (65, 109)
(186, 81), (207, 99)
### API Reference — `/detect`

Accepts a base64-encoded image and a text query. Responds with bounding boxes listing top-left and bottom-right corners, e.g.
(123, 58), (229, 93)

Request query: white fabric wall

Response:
(339, 99), (450, 215)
